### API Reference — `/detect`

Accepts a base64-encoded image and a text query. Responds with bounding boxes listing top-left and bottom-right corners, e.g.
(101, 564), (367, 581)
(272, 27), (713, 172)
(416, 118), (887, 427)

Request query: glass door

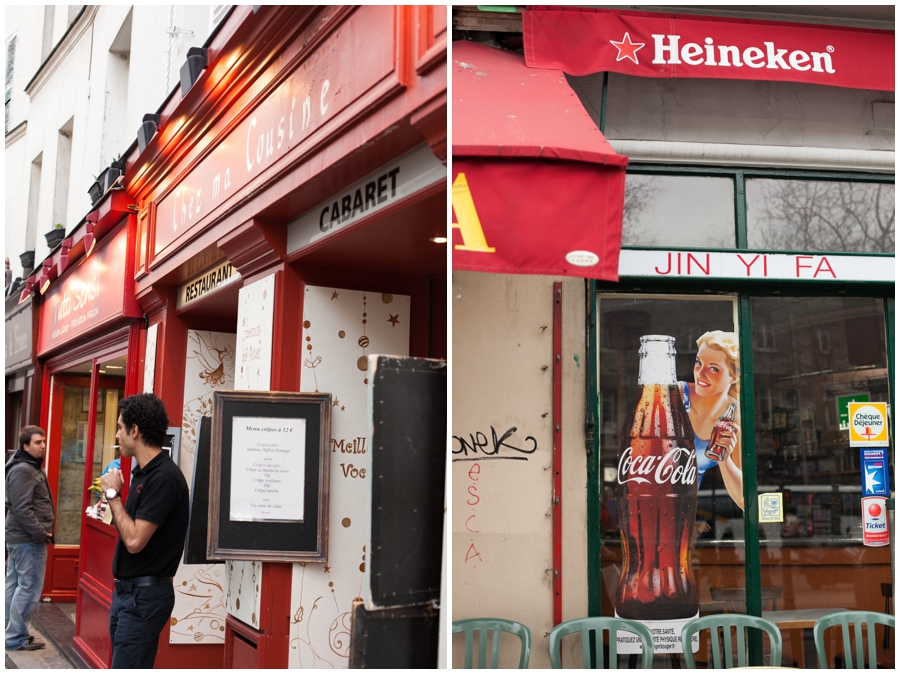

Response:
(750, 296), (892, 667)
(597, 294), (745, 665)
(43, 355), (126, 600)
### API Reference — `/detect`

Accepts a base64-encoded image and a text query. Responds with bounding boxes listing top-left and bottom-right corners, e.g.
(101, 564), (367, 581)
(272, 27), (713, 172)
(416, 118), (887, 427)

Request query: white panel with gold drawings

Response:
(169, 330), (236, 644)
(289, 286), (410, 668)
(225, 274), (275, 629)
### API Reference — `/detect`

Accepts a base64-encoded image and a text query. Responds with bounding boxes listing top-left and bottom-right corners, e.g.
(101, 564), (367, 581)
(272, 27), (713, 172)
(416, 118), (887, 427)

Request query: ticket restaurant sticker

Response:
(758, 493), (783, 523)
(848, 402), (889, 446)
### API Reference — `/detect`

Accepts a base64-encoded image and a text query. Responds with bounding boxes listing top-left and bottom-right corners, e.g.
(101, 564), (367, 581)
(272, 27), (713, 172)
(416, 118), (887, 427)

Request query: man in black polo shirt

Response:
(100, 393), (188, 669)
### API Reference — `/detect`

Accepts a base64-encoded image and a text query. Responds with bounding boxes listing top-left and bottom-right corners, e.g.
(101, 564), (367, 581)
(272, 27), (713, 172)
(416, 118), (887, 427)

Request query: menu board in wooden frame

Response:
(208, 390), (331, 562)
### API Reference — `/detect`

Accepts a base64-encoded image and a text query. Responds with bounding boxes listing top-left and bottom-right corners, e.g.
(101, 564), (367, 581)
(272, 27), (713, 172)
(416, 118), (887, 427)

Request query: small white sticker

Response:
(758, 493), (784, 523)
(566, 250), (600, 267)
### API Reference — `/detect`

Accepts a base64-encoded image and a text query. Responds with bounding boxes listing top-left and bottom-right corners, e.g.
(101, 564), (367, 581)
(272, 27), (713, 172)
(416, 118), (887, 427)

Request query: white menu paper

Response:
(229, 416), (306, 522)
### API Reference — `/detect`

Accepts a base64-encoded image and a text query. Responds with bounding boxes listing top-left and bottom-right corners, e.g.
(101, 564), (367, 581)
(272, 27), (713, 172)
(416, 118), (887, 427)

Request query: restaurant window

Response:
(745, 179), (894, 253)
(622, 174), (735, 248)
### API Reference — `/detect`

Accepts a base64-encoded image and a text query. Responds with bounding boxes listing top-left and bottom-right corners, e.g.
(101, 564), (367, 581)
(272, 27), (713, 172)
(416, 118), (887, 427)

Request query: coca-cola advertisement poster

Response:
(613, 331), (742, 654)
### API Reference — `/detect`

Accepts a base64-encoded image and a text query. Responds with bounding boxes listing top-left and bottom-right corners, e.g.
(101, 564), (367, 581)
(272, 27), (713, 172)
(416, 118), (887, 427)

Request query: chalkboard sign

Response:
(366, 356), (446, 608)
(184, 416), (221, 565)
(348, 602), (439, 668)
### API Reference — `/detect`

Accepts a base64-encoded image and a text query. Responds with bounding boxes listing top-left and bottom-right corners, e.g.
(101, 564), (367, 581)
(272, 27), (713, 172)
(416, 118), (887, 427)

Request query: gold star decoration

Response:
(332, 397), (340, 408)
(341, 405), (345, 411)
(324, 565), (331, 574)
(387, 314), (399, 327)
(331, 291), (339, 300)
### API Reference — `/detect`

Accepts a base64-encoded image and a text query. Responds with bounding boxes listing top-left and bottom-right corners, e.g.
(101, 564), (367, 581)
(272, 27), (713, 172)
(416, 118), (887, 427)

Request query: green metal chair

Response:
(813, 610), (895, 669)
(548, 617), (654, 669)
(452, 618), (532, 668)
(682, 614), (782, 668)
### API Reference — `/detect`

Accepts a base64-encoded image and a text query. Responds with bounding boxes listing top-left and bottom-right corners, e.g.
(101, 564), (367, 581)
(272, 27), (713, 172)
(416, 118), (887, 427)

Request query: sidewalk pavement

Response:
(5, 602), (86, 669)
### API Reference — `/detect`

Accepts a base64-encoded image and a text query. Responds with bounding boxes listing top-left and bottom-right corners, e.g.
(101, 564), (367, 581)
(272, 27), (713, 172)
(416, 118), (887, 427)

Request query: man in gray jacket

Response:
(5, 425), (54, 651)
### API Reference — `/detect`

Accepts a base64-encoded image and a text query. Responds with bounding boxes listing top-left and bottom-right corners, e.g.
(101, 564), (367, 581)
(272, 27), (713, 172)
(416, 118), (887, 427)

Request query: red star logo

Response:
(610, 32), (645, 65)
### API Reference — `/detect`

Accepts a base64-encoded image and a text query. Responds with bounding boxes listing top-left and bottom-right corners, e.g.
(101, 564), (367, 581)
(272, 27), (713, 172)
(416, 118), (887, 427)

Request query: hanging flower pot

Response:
(88, 180), (103, 204)
(45, 225), (66, 249)
(103, 166), (122, 192)
(18, 250), (35, 274)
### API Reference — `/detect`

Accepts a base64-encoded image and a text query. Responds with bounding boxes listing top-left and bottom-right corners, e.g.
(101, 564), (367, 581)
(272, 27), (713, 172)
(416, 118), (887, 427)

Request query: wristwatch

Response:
(105, 488), (120, 500)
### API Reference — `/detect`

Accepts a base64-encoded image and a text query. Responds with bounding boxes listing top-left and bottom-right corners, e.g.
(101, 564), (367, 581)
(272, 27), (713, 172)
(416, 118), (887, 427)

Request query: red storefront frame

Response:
(27, 213), (144, 666)
(118, 5), (446, 669)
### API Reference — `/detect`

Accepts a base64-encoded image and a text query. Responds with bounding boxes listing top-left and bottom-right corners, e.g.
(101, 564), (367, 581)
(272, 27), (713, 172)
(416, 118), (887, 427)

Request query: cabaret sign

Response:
(618, 250), (894, 283)
(287, 143), (446, 254)
(154, 7), (397, 259)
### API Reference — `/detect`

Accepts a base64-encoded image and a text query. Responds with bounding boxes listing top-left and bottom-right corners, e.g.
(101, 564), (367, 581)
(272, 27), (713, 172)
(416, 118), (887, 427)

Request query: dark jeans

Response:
(109, 583), (174, 668)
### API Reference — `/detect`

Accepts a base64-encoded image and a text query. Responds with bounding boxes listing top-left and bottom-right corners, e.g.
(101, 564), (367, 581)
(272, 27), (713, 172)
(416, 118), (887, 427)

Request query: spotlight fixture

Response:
(84, 222), (97, 257)
(57, 238), (74, 275)
(180, 47), (209, 96)
(18, 278), (35, 304)
(39, 259), (56, 295)
(137, 113), (161, 153)
(430, 236), (448, 244)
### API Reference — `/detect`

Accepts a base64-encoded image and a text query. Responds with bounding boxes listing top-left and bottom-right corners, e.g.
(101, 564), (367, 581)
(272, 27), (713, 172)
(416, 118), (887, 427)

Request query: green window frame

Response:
(586, 168), (894, 666)
(622, 164), (894, 253)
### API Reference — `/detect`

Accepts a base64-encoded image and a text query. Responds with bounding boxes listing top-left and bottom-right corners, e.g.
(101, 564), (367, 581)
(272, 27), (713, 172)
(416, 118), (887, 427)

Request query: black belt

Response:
(113, 576), (172, 593)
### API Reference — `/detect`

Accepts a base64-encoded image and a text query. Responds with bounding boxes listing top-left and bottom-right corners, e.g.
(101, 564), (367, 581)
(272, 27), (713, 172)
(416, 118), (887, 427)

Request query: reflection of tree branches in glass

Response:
(753, 180), (894, 253)
(621, 175), (661, 246)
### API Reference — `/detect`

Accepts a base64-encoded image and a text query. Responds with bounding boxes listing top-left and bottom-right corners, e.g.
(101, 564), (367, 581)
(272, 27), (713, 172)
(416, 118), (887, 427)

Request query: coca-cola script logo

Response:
(617, 446), (697, 486)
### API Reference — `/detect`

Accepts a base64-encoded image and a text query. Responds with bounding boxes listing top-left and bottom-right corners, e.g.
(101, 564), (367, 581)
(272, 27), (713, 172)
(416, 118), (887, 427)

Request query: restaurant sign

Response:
(154, 7), (396, 261)
(5, 299), (33, 374)
(619, 250), (894, 283)
(38, 225), (140, 356)
(287, 143), (446, 255)
(176, 259), (240, 310)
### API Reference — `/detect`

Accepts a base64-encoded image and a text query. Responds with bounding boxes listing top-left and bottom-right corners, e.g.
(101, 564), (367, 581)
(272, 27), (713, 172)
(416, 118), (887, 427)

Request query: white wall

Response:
(4, 4), (216, 270)
(451, 272), (588, 668)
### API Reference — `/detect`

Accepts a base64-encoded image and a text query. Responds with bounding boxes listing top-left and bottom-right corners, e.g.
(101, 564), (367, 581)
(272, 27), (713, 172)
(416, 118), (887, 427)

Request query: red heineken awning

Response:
(524, 8), (894, 92)
(452, 40), (627, 281)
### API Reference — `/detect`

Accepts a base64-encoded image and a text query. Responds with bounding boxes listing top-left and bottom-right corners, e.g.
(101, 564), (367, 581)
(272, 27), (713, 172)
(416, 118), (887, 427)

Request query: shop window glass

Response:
(751, 297), (892, 665)
(54, 383), (94, 545)
(623, 174), (736, 248)
(597, 295), (745, 638)
(746, 179), (895, 253)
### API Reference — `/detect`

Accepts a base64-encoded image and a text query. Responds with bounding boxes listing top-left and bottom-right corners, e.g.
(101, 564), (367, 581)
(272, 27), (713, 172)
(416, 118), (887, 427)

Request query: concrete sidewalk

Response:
(5, 602), (87, 669)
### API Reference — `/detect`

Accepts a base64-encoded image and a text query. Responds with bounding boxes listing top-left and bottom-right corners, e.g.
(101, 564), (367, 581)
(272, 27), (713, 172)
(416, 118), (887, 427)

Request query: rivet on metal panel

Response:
(556, 424), (560, 433)
(556, 354), (561, 362)
(554, 496), (560, 506)
(554, 568), (559, 578)
(556, 287), (561, 297)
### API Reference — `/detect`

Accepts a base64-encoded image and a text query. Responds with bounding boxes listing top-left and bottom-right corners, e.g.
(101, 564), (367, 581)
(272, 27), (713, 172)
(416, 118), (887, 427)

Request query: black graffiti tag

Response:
(451, 426), (538, 462)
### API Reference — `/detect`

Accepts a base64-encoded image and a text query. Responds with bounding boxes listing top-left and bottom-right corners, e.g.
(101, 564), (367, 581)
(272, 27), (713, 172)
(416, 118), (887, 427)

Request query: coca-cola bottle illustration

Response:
(616, 335), (699, 621)
(705, 403), (737, 462)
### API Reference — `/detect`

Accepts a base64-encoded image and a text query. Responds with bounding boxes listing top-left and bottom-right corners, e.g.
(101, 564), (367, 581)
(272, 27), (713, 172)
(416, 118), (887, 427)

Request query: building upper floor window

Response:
(746, 179), (894, 254)
(622, 168), (894, 254)
(5, 33), (16, 134)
